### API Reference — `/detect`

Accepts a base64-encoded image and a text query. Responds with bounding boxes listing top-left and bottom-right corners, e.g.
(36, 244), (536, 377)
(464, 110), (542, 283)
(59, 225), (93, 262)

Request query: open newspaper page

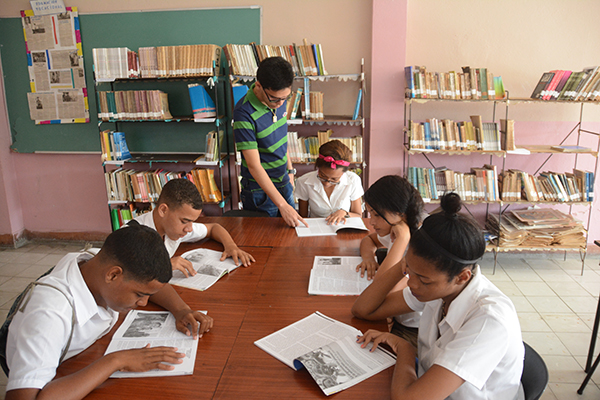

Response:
(295, 218), (369, 237)
(105, 310), (199, 378)
(308, 256), (372, 295)
(254, 312), (362, 370)
(169, 248), (239, 291)
(293, 335), (396, 396)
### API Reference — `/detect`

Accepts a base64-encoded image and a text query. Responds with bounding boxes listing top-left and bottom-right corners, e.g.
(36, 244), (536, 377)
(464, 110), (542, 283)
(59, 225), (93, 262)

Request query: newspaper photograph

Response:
(308, 256), (372, 296)
(294, 335), (396, 396)
(27, 92), (57, 120)
(169, 248), (240, 291)
(57, 89), (86, 119)
(254, 312), (362, 370)
(22, 15), (55, 51)
(105, 310), (199, 378)
(56, 11), (75, 47)
(49, 69), (73, 89)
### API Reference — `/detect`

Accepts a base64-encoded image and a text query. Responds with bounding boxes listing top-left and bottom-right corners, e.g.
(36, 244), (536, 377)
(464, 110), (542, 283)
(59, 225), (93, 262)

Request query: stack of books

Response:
(499, 169), (594, 202)
(486, 208), (586, 249)
(530, 67), (600, 101)
(223, 41), (327, 77)
(104, 169), (221, 204)
(287, 132), (362, 164)
(408, 165), (499, 202)
(97, 90), (173, 121)
(409, 115), (501, 151)
(405, 66), (505, 100)
(100, 130), (131, 162)
(92, 48), (139, 81)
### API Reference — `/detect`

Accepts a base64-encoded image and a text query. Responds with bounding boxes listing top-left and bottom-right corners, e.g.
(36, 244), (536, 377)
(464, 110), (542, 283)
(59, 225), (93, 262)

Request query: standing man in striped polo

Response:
(233, 56), (308, 228)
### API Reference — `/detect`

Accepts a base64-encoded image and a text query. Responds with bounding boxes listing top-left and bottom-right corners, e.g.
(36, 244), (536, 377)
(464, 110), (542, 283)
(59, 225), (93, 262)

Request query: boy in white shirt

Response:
(135, 179), (254, 277)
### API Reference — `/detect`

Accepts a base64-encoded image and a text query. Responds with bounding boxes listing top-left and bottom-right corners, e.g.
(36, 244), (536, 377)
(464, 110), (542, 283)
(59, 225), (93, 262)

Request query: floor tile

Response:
(522, 332), (570, 356)
(510, 296), (537, 313)
(514, 281), (555, 296)
(526, 259), (563, 270)
(504, 269), (544, 282)
(519, 312), (552, 332)
(546, 280), (588, 296)
(493, 281), (523, 296)
(16, 264), (54, 279)
(0, 277), (35, 293)
(547, 382), (600, 399)
(544, 355), (588, 383)
(527, 296), (573, 314)
(556, 332), (597, 356)
(541, 314), (592, 333)
(561, 296), (599, 314)
(536, 269), (575, 283)
(0, 264), (30, 277)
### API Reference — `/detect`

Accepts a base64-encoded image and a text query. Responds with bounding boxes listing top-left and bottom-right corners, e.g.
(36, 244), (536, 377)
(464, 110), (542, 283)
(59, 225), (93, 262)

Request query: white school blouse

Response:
(403, 266), (524, 400)
(294, 170), (363, 218)
(135, 212), (208, 257)
(7, 251), (119, 391)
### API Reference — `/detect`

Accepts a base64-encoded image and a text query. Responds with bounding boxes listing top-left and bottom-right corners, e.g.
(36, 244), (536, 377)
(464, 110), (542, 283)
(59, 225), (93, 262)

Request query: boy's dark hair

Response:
(256, 57), (294, 91)
(315, 140), (352, 172)
(99, 222), (172, 283)
(410, 193), (486, 280)
(364, 175), (424, 233)
(157, 179), (203, 210)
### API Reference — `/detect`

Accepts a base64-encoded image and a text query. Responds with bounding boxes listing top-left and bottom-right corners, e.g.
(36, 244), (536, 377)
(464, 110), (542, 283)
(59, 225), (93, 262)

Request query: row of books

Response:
(203, 130), (224, 162)
(408, 165), (499, 202)
(100, 130), (131, 162)
(93, 45), (221, 81)
(499, 169), (594, 203)
(105, 168), (222, 204)
(110, 204), (154, 230)
(223, 41), (327, 77)
(287, 131), (363, 163)
(530, 67), (600, 101)
(285, 87), (328, 121)
(405, 66), (505, 100)
(486, 209), (586, 249)
(409, 116), (502, 151)
(97, 90), (173, 121)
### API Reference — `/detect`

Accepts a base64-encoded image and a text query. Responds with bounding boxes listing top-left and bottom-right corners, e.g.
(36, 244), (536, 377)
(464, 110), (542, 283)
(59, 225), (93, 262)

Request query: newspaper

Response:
(295, 218), (369, 237)
(105, 310), (199, 378)
(169, 248), (240, 291)
(308, 256), (371, 296)
(255, 312), (396, 396)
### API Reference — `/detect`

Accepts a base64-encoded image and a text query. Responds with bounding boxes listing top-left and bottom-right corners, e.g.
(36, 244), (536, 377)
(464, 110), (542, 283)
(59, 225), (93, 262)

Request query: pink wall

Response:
(368, 0), (408, 183)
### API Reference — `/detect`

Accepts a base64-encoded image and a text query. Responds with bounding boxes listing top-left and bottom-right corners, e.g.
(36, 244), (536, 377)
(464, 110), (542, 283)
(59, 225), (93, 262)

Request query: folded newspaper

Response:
(254, 312), (396, 396)
(169, 248), (239, 291)
(295, 218), (369, 237)
(105, 310), (199, 378)
(308, 256), (372, 295)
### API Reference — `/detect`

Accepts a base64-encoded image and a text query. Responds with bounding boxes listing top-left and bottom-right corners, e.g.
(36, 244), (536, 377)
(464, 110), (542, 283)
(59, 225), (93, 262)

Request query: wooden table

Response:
(55, 218), (392, 399)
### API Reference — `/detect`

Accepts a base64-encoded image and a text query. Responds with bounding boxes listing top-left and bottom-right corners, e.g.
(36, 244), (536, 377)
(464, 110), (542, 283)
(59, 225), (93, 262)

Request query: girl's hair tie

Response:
(318, 154), (350, 169)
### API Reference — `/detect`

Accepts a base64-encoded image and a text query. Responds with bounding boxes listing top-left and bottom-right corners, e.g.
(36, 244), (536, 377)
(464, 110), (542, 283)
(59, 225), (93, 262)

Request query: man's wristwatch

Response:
(287, 168), (297, 175)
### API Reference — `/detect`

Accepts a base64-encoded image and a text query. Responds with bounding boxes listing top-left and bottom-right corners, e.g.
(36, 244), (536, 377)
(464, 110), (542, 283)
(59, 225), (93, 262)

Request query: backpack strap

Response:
(0, 279), (76, 376)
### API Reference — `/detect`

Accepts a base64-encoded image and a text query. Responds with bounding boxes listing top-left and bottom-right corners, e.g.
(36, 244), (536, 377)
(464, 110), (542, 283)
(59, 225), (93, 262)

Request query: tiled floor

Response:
(0, 242), (599, 399)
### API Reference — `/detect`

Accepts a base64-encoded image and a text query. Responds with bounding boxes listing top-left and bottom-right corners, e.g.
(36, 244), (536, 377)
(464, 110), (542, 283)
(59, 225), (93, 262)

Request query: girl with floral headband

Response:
(295, 140), (363, 224)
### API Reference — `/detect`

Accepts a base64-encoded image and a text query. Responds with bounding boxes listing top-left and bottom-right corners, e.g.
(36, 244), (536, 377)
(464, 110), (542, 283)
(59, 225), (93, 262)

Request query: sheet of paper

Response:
(169, 248), (239, 291)
(254, 312), (362, 370)
(294, 335), (396, 396)
(105, 310), (198, 378)
(295, 218), (369, 237)
(308, 256), (371, 295)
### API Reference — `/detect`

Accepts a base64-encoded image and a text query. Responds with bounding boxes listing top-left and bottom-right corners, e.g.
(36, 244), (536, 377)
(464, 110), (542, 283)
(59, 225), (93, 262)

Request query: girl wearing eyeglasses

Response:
(355, 174), (425, 346)
(295, 140), (364, 224)
(353, 193), (524, 400)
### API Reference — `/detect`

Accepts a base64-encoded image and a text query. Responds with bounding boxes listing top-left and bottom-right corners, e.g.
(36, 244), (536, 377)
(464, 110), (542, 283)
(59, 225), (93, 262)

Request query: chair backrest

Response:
(521, 342), (549, 400)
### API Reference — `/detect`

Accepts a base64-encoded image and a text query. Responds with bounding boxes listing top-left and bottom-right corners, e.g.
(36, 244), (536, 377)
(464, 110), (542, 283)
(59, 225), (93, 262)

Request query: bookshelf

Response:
(403, 94), (600, 274)
(224, 45), (367, 206)
(94, 48), (232, 231)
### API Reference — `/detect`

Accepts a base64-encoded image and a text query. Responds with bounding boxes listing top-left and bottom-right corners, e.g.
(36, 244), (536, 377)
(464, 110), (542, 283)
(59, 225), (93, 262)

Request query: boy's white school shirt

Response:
(135, 212), (208, 257)
(294, 170), (363, 218)
(403, 266), (525, 400)
(6, 250), (119, 391)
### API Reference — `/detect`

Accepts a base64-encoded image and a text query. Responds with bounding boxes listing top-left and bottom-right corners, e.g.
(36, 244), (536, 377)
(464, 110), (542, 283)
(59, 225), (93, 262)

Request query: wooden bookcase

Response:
(403, 95), (600, 273)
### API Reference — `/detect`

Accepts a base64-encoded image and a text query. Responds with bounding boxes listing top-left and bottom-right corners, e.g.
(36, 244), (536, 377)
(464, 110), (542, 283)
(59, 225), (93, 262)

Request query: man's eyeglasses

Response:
(262, 86), (291, 104)
(317, 174), (341, 185)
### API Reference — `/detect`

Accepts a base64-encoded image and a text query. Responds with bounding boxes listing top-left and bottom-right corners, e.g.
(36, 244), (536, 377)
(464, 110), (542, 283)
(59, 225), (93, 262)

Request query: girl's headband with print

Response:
(319, 154), (350, 169)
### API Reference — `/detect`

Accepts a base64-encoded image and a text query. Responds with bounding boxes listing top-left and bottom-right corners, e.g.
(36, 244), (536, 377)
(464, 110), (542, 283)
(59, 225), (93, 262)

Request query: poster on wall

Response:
(21, 7), (89, 124)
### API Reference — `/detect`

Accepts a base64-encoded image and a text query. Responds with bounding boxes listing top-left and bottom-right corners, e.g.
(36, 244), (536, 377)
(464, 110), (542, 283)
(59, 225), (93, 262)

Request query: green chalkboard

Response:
(0, 7), (261, 153)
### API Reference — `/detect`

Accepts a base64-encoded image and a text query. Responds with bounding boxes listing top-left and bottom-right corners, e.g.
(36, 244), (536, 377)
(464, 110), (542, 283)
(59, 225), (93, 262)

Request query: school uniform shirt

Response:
(135, 212), (208, 257)
(6, 250), (119, 391)
(403, 266), (525, 400)
(294, 170), (363, 218)
(378, 233), (421, 329)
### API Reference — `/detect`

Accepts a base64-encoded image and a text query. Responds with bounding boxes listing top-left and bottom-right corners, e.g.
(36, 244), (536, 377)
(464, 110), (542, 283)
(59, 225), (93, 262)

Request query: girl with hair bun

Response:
(353, 193), (524, 400)
(295, 140), (363, 224)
